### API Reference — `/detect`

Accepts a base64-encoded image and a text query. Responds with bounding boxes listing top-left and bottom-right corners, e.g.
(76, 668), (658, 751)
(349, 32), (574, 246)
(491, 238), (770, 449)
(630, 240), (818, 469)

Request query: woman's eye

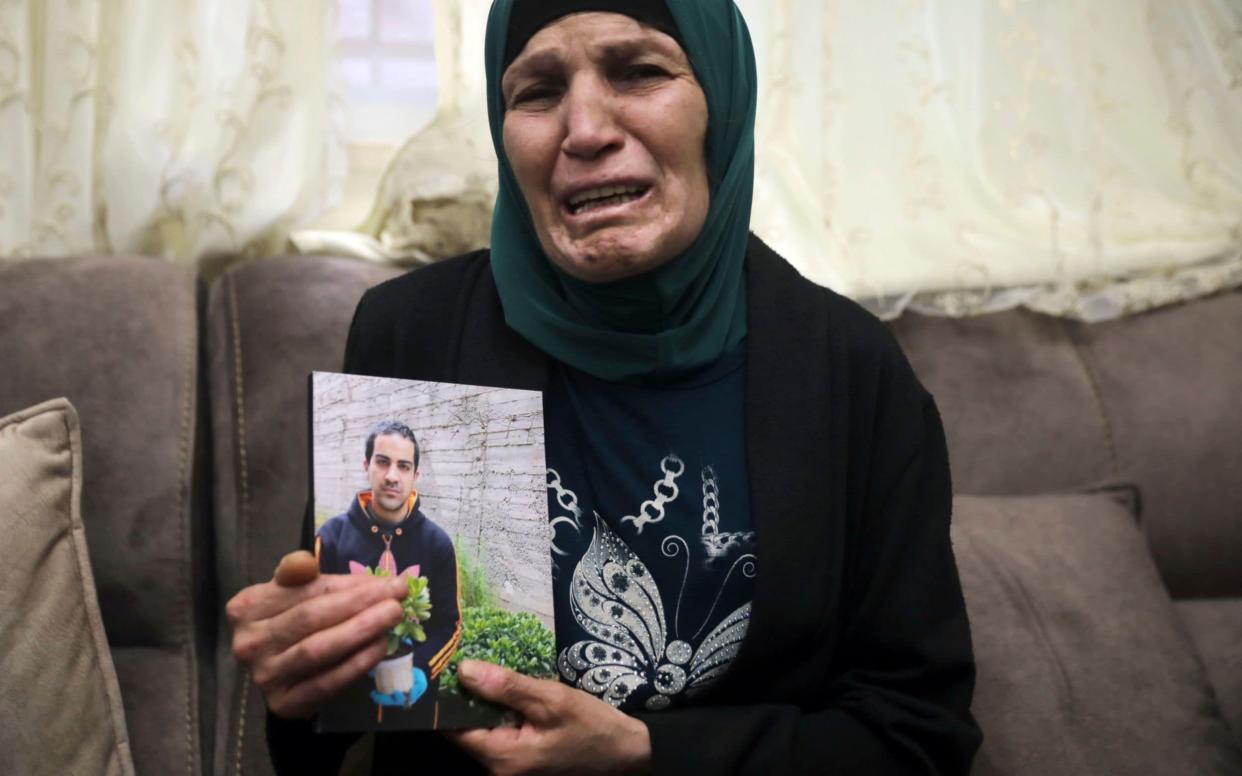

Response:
(511, 84), (560, 107)
(620, 64), (668, 82)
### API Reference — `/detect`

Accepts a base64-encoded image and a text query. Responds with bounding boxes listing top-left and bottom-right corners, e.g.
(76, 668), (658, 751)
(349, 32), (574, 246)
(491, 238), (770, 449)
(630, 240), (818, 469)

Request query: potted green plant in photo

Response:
(350, 561), (432, 701)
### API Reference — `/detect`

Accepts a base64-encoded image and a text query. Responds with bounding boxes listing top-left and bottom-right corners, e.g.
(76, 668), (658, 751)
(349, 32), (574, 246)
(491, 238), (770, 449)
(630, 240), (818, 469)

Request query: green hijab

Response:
(484, 0), (757, 383)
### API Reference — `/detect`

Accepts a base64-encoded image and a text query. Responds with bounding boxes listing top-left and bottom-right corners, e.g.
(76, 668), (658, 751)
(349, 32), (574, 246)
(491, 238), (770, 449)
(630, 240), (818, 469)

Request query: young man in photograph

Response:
(315, 420), (461, 728)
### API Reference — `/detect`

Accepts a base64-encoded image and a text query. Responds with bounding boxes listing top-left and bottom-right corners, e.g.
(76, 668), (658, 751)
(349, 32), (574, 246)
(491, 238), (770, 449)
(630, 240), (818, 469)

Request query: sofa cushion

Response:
(895, 289), (1242, 600)
(891, 310), (1116, 496)
(954, 491), (1242, 775)
(1068, 288), (1242, 598)
(208, 255), (402, 776)
(1177, 598), (1242, 740)
(0, 399), (135, 775)
(0, 256), (207, 775)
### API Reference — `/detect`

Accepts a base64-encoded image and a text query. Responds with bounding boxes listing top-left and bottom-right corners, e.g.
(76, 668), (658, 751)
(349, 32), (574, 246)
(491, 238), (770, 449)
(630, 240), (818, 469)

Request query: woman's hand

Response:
(447, 660), (651, 776)
(226, 550), (408, 719)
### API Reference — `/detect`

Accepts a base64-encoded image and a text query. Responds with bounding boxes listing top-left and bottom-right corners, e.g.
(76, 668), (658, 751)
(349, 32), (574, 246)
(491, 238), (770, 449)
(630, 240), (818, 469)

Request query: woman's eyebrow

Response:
(503, 49), (565, 87)
(594, 37), (679, 65)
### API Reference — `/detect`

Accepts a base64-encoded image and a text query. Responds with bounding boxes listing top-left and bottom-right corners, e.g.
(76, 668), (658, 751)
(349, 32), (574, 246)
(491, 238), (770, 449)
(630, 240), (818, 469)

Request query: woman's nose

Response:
(560, 77), (623, 159)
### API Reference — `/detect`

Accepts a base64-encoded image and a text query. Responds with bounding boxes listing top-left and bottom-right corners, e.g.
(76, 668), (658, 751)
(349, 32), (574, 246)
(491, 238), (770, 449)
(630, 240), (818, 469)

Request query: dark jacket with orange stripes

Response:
(316, 491), (461, 680)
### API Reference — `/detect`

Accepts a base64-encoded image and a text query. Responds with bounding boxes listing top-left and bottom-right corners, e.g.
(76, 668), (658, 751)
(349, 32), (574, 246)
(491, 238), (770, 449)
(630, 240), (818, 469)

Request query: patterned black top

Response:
(545, 346), (756, 714)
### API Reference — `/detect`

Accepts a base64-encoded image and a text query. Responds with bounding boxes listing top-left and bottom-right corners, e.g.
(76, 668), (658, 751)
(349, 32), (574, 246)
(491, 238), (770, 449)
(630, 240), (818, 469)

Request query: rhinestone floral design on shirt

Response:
(549, 458), (755, 711)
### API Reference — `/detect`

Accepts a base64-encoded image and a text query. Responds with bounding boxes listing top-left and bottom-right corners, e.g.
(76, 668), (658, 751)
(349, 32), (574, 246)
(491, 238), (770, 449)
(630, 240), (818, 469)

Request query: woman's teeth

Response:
(568, 185), (647, 214)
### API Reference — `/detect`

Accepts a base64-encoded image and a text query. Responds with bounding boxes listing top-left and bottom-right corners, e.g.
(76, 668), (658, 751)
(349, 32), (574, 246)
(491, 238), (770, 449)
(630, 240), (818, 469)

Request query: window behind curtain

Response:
(313, 0), (439, 230)
(337, 0), (438, 146)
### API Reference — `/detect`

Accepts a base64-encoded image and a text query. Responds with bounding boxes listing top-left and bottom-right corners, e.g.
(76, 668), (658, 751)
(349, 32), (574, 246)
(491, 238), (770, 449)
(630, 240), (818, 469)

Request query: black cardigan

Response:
(269, 236), (981, 775)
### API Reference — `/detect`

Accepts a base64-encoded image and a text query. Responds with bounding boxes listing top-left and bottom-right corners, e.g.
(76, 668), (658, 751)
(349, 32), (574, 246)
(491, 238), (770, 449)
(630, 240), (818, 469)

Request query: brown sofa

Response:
(1, 254), (1239, 775)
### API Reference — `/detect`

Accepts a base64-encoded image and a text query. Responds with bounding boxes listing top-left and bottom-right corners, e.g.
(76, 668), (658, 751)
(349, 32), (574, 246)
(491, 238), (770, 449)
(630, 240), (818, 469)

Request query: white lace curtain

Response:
(0, 0), (343, 262)
(344, 0), (1242, 320)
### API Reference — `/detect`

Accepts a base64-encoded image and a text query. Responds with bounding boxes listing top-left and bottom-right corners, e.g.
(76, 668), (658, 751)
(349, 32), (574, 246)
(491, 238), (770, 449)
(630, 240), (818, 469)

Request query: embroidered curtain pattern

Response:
(0, 0), (344, 262)
(349, 0), (1242, 320)
(748, 0), (1242, 319)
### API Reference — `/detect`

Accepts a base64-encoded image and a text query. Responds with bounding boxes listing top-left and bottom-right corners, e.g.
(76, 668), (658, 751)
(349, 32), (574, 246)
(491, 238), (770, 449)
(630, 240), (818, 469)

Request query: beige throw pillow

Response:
(954, 491), (1242, 775)
(0, 399), (134, 776)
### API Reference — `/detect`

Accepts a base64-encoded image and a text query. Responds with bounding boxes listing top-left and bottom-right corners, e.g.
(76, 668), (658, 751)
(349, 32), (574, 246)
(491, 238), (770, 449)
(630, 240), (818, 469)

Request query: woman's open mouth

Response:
(565, 184), (651, 216)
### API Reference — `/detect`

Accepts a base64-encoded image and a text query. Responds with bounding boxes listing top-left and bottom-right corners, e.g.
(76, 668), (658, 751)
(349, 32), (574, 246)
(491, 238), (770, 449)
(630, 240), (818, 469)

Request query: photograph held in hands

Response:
(309, 371), (556, 732)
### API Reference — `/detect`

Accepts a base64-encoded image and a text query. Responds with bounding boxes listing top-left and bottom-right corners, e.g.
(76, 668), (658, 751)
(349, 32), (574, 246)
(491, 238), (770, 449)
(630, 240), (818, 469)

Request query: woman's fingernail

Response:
(389, 578), (408, 596)
(458, 660), (479, 682)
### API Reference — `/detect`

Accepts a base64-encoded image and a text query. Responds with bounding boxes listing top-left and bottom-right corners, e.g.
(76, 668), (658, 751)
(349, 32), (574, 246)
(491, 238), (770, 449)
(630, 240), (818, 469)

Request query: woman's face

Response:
(501, 12), (710, 283)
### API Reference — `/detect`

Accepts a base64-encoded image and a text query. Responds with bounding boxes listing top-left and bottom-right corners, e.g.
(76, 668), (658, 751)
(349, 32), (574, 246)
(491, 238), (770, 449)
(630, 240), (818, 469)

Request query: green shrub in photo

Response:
(438, 540), (556, 723)
(440, 605), (557, 706)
